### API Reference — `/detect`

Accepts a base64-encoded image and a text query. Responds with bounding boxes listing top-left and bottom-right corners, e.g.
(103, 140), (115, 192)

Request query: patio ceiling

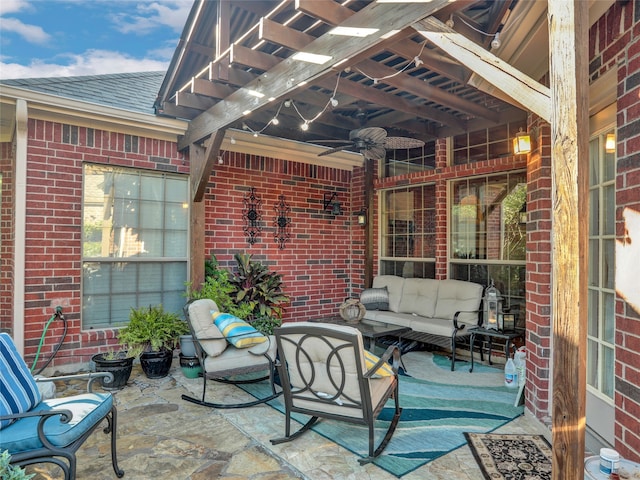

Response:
(155, 0), (539, 154)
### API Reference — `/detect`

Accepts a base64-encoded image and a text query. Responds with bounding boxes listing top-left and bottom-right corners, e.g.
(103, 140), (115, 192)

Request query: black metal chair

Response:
(180, 299), (281, 409)
(0, 333), (123, 480)
(271, 322), (402, 464)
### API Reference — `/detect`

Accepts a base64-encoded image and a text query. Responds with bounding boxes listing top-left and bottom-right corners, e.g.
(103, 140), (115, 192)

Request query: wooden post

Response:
(364, 158), (374, 288)
(189, 144), (206, 291)
(548, 1), (589, 478)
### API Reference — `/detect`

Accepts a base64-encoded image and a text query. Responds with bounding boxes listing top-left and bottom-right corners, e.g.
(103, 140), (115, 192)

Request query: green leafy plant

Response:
(99, 346), (143, 361)
(187, 253), (289, 335)
(0, 451), (35, 480)
(229, 253), (289, 321)
(118, 305), (189, 353)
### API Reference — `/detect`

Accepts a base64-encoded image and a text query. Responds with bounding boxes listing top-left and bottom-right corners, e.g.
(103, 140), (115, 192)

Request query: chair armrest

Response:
(35, 372), (114, 393)
(364, 344), (401, 378)
(452, 310), (481, 330)
(0, 408), (75, 450)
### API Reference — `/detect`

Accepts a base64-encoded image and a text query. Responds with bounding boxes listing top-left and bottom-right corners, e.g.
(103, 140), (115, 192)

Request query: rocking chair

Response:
(271, 322), (402, 464)
(180, 299), (281, 409)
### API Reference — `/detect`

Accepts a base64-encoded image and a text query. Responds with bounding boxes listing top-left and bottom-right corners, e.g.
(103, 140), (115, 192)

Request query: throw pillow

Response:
(212, 312), (267, 349)
(359, 287), (389, 311)
(0, 333), (42, 429)
(363, 350), (394, 378)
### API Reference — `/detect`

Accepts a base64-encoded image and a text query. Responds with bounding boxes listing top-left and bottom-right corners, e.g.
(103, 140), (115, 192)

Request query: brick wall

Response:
(15, 119), (187, 367)
(0, 142), (15, 333)
(202, 150), (366, 323)
(610, 2), (640, 462)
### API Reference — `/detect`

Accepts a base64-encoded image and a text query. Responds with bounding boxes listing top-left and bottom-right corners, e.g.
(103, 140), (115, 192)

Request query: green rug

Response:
(241, 352), (524, 477)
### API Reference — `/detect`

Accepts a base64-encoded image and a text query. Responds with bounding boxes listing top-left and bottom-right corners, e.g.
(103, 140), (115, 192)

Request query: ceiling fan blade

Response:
(318, 144), (353, 157)
(363, 145), (387, 160)
(384, 137), (426, 149)
(350, 127), (387, 143)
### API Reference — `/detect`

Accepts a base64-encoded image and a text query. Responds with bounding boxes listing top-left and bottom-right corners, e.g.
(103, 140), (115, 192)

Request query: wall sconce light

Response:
(354, 209), (367, 226)
(605, 133), (616, 153)
(323, 192), (342, 215)
(513, 129), (531, 155)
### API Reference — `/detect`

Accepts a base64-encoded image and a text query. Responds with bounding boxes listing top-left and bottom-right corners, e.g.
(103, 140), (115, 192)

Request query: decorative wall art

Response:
(242, 187), (262, 245)
(274, 194), (291, 249)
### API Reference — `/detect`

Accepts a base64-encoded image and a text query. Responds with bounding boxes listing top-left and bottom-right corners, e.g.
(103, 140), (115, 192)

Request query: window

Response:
(383, 141), (436, 177)
(449, 172), (526, 324)
(587, 129), (616, 400)
(451, 121), (526, 165)
(82, 164), (189, 329)
(380, 184), (436, 278)
(62, 124), (79, 145)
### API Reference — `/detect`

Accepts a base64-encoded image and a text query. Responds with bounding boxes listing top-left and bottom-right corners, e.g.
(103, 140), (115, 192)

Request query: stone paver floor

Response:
(22, 356), (548, 480)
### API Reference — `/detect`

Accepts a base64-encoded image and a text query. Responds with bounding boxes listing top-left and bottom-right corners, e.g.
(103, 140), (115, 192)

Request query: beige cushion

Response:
(434, 280), (483, 325)
(372, 275), (405, 312)
(202, 335), (277, 373)
(187, 299), (227, 357)
(398, 278), (439, 317)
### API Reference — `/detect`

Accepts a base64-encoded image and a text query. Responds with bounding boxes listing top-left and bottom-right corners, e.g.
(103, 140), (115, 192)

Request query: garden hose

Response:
(30, 306), (67, 375)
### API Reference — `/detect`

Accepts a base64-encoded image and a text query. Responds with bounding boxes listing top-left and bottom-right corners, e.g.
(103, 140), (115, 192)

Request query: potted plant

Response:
(91, 347), (142, 390)
(118, 305), (189, 379)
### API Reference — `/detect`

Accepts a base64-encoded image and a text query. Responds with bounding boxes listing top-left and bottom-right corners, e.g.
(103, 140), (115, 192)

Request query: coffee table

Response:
(309, 316), (411, 351)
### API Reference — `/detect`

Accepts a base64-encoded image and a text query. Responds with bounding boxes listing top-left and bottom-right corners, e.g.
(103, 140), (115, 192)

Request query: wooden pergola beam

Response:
(413, 17), (552, 123)
(178, 0), (454, 150)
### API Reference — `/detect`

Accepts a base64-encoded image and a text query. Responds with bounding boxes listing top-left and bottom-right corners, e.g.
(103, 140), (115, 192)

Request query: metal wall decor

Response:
(242, 187), (262, 245)
(273, 194), (291, 249)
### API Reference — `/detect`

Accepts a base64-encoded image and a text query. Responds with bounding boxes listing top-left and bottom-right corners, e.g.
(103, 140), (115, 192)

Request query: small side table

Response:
(468, 327), (525, 373)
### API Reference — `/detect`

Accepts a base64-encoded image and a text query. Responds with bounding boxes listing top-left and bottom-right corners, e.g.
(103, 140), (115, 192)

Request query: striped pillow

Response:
(212, 312), (267, 349)
(0, 333), (42, 429)
(363, 350), (394, 378)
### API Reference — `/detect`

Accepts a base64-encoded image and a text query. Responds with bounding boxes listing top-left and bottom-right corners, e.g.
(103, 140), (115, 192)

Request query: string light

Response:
(354, 39), (428, 85)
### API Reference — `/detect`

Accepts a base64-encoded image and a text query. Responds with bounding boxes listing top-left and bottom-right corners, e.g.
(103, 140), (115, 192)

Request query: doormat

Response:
(465, 432), (552, 480)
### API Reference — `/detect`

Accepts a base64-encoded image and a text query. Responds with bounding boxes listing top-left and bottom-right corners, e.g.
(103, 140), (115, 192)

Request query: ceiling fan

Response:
(317, 127), (425, 160)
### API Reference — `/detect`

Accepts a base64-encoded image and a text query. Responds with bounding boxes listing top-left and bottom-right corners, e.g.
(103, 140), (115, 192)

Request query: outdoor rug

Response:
(465, 432), (552, 480)
(240, 352), (524, 477)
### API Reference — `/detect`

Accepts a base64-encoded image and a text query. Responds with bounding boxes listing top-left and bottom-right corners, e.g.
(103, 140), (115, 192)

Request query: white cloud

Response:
(0, 17), (51, 45)
(112, 0), (191, 35)
(0, 49), (168, 79)
(0, 0), (31, 16)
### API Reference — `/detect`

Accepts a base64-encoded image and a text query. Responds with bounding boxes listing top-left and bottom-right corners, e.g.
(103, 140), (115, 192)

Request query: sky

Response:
(0, 0), (193, 79)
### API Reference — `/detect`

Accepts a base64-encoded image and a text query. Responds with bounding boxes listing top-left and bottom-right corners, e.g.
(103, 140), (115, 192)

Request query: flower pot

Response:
(92, 353), (134, 390)
(179, 334), (197, 357)
(140, 349), (173, 379)
(179, 353), (202, 379)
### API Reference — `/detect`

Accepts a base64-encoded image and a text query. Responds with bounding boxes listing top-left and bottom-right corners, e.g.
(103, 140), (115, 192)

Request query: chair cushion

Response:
(187, 300), (227, 358)
(0, 333), (42, 429)
(363, 350), (393, 377)
(212, 312), (267, 348)
(0, 392), (112, 453)
(359, 287), (389, 311)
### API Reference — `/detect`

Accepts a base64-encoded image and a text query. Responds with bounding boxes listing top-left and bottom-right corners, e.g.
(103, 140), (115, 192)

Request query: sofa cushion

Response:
(0, 333), (42, 429)
(372, 275), (405, 312)
(359, 287), (389, 311)
(434, 280), (483, 325)
(398, 278), (439, 318)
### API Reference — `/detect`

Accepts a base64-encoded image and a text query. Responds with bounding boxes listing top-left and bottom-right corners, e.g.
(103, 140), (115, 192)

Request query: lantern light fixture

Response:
(513, 129), (531, 155)
(605, 133), (616, 153)
(354, 209), (367, 226)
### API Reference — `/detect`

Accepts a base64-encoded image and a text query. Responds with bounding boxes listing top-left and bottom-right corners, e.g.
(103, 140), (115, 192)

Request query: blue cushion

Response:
(0, 333), (41, 429)
(0, 393), (113, 453)
(212, 312), (267, 348)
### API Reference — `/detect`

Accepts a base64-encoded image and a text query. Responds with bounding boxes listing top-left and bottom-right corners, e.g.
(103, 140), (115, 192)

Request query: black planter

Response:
(140, 349), (173, 378)
(92, 353), (134, 390)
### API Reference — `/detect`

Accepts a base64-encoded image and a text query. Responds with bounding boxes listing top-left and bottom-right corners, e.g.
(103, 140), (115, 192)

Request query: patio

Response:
(25, 353), (547, 480)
